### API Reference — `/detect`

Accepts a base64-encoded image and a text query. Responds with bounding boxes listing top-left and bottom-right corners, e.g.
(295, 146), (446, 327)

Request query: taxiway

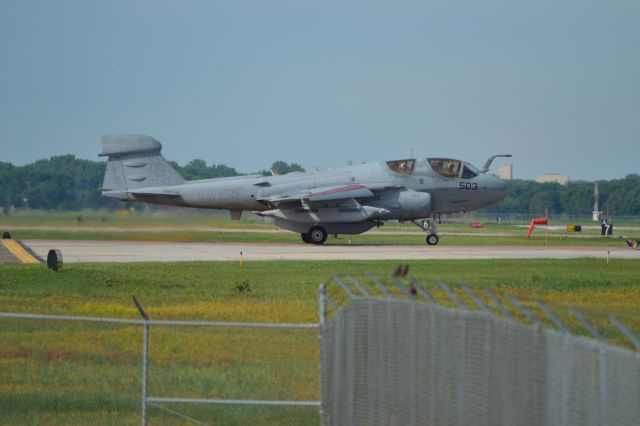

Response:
(22, 239), (640, 263)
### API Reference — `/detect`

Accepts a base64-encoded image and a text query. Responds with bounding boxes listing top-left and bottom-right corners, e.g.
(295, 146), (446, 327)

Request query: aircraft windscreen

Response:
(428, 158), (462, 178)
(461, 163), (479, 179)
(386, 159), (415, 175)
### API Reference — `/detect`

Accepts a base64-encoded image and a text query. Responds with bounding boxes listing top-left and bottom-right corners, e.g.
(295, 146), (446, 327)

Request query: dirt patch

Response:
(0, 347), (30, 359)
(43, 348), (71, 362)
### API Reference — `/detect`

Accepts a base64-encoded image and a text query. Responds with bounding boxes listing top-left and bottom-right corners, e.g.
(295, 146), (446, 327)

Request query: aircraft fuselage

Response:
(100, 135), (508, 243)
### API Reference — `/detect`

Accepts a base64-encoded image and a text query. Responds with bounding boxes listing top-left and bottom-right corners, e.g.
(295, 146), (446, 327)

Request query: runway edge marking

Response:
(1, 239), (41, 264)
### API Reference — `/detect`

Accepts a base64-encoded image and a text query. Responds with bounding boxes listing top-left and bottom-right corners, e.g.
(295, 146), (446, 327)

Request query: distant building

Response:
(497, 164), (513, 181)
(536, 173), (569, 185)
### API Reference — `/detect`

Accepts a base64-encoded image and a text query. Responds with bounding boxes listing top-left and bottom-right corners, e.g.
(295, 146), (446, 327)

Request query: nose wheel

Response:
(411, 216), (440, 246)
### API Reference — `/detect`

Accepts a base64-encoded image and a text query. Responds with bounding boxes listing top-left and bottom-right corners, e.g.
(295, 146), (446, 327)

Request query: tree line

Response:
(0, 155), (638, 215)
(483, 176), (640, 216)
(0, 156), (304, 211)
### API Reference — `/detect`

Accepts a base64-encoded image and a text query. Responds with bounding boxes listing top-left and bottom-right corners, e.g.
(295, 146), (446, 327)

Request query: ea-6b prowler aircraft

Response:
(99, 135), (510, 245)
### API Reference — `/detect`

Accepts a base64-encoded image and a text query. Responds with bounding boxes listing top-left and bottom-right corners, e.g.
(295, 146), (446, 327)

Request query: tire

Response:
(301, 233), (311, 244)
(426, 234), (439, 246)
(308, 226), (328, 245)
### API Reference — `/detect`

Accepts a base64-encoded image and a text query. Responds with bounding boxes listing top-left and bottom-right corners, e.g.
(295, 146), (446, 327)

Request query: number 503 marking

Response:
(459, 182), (478, 190)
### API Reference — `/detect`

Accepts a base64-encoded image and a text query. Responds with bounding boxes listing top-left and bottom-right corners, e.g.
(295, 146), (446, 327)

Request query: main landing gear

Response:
(411, 216), (440, 246)
(301, 225), (328, 245)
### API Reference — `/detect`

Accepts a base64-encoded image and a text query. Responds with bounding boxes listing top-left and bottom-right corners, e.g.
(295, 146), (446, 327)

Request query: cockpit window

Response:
(428, 158), (462, 178)
(386, 159), (415, 175)
(461, 163), (479, 179)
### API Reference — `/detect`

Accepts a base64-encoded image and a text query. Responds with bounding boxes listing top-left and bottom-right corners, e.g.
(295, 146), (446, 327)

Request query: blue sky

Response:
(1, 0), (638, 180)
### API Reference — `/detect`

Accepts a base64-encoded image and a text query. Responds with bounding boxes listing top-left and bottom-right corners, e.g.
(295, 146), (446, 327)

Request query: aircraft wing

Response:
(259, 184), (377, 205)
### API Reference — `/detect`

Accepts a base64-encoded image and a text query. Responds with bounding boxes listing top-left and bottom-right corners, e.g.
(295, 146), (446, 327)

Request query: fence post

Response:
(366, 272), (394, 299)
(504, 293), (542, 326)
(319, 283), (327, 325)
(333, 274), (357, 299)
(569, 306), (606, 343)
(535, 298), (568, 333)
(484, 288), (513, 320)
(318, 283), (326, 421)
(438, 279), (466, 310)
(611, 316), (640, 350)
(133, 296), (150, 426)
(142, 321), (149, 426)
(348, 276), (371, 298)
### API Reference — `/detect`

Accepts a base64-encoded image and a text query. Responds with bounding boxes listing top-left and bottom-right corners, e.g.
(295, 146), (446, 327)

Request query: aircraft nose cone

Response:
(495, 179), (508, 200)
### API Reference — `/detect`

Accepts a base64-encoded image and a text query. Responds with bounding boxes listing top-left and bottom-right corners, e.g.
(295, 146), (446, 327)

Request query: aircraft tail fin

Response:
(99, 135), (184, 199)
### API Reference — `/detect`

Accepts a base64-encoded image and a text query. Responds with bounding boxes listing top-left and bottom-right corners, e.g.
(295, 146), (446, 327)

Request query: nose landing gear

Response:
(426, 233), (439, 246)
(411, 216), (440, 246)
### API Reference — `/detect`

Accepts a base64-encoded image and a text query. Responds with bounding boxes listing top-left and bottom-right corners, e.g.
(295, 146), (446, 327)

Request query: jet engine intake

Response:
(376, 189), (432, 220)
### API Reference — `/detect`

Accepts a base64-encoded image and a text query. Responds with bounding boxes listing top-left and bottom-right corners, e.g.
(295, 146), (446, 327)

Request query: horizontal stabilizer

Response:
(128, 188), (182, 197)
(99, 135), (162, 157)
(102, 188), (182, 201)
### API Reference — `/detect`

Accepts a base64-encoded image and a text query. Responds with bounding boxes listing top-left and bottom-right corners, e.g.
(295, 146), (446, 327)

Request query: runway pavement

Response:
(7, 224), (640, 237)
(21, 239), (640, 263)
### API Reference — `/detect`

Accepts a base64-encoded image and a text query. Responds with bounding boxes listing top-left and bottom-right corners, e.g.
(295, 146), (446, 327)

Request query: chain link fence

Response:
(320, 275), (640, 426)
(0, 312), (320, 425)
(0, 315), (141, 424)
(3, 274), (638, 425)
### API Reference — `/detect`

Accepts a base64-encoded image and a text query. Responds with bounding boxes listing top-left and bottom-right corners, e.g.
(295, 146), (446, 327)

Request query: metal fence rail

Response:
(320, 274), (640, 426)
(0, 306), (320, 425)
(0, 311), (318, 329)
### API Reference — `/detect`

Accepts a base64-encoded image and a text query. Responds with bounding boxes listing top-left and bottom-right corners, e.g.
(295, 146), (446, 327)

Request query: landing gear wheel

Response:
(301, 233), (311, 244)
(308, 226), (328, 245)
(426, 234), (439, 246)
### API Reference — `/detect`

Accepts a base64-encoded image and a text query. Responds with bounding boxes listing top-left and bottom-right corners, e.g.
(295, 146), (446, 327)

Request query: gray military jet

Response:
(100, 135), (509, 245)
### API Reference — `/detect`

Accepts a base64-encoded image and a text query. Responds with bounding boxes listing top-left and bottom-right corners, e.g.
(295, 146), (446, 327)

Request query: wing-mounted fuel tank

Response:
(273, 219), (377, 235)
(374, 189), (432, 220)
(256, 199), (389, 224)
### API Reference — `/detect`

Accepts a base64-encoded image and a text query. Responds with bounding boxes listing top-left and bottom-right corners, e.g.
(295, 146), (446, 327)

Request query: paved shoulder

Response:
(1, 239), (40, 264)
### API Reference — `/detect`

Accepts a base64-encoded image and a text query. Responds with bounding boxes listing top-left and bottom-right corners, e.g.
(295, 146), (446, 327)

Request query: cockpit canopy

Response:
(428, 158), (479, 179)
(386, 159), (415, 175)
(385, 157), (480, 179)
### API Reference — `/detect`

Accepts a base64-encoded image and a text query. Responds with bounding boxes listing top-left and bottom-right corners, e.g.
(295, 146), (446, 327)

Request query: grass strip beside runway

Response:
(1, 259), (638, 335)
(5, 228), (633, 247)
(0, 259), (639, 424)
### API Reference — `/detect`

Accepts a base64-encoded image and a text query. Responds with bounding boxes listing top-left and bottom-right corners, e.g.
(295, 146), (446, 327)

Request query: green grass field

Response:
(0, 209), (271, 229)
(8, 228), (636, 247)
(1, 209), (639, 424)
(1, 259), (639, 424)
(3, 209), (639, 229)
